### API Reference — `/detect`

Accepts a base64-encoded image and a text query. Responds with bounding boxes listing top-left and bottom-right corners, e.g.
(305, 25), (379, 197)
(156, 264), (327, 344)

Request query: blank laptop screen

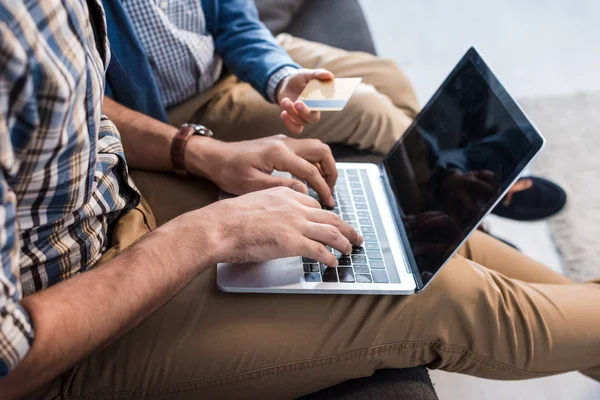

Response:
(383, 52), (543, 288)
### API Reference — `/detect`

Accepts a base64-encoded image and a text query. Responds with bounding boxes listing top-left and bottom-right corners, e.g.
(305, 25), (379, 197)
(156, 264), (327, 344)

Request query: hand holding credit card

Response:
(298, 77), (362, 111)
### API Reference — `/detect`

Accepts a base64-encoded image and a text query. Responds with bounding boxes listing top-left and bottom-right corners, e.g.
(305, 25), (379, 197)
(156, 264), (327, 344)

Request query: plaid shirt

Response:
(0, 0), (139, 377)
(124, 0), (295, 107)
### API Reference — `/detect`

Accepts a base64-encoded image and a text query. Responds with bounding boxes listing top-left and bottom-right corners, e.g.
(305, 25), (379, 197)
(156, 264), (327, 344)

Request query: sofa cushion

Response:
(253, 0), (307, 35)
(300, 368), (439, 400)
(286, 0), (377, 55)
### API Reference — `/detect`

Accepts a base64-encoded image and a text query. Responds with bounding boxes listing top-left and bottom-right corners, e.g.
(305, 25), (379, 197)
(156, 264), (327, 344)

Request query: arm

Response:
(204, 0), (332, 134)
(0, 214), (217, 399)
(103, 96), (178, 171)
(204, 0), (299, 100)
(2, 186), (362, 399)
(104, 97), (339, 207)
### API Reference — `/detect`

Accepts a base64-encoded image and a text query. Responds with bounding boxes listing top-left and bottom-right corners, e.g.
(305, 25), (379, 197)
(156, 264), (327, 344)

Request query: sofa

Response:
(253, 0), (438, 399)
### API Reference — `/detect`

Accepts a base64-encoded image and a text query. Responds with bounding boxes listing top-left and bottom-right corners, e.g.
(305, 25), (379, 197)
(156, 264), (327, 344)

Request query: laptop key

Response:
(338, 257), (352, 266)
(369, 260), (385, 269)
(365, 242), (380, 250)
(357, 211), (370, 218)
(302, 257), (317, 263)
(351, 255), (367, 264)
(355, 203), (368, 210)
(352, 189), (363, 196)
(348, 175), (360, 182)
(361, 226), (375, 233)
(351, 246), (365, 255)
(363, 234), (378, 242)
(338, 193), (352, 201)
(356, 274), (373, 283)
(341, 206), (353, 213)
(321, 266), (338, 282)
(353, 264), (370, 274)
(353, 196), (366, 203)
(342, 213), (356, 221)
(346, 169), (358, 175)
(350, 183), (362, 189)
(371, 270), (389, 283)
(302, 261), (319, 272)
(367, 250), (383, 259)
(338, 267), (355, 282)
(358, 218), (372, 226)
(304, 272), (321, 283)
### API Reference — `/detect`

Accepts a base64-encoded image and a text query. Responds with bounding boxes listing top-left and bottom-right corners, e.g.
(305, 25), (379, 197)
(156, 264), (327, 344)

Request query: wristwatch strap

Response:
(170, 123), (213, 175)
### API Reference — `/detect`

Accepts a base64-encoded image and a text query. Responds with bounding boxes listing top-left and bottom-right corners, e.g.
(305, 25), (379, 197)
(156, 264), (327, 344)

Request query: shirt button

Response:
(160, 0), (168, 10)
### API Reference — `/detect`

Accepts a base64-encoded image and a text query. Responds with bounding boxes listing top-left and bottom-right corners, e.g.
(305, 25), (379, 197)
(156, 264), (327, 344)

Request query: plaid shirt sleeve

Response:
(0, 23), (35, 377)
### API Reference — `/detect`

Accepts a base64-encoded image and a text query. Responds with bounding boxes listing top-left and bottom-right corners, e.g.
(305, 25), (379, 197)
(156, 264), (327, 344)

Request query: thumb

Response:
(303, 68), (334, 82)
(254, 173), (308, 194)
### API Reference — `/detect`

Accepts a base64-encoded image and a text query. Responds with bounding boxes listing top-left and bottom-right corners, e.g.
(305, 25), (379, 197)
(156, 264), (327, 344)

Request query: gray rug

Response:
(520, 91), (600, 282)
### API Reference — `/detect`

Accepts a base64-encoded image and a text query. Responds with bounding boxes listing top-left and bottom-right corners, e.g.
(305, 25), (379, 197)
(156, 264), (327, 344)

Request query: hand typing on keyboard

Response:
(204, 187), (363, 268)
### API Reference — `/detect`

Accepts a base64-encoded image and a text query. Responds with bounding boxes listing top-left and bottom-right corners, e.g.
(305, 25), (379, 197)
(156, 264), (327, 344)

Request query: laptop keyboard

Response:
(303, 169), (393, 284)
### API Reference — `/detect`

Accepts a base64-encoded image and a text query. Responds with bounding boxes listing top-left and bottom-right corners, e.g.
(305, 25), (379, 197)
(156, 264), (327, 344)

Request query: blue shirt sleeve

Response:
(205, 0), (300, 101)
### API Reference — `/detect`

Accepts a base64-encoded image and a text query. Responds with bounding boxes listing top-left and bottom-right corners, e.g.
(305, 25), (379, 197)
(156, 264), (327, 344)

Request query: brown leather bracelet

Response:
(170, 123), (213, 175)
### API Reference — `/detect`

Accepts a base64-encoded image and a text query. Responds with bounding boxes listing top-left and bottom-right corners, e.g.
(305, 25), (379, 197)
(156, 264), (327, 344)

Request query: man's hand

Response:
(202, 187), (363, 267)
(277, 68), (334, 134)
(185, 135), (338, 207)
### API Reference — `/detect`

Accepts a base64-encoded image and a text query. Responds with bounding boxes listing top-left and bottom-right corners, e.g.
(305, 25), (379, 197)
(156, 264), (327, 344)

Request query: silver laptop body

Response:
(217, 47), (545, 295)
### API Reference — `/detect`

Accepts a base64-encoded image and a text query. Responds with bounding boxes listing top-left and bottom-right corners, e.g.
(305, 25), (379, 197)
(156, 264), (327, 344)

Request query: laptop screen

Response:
(382, 49), (543, 288)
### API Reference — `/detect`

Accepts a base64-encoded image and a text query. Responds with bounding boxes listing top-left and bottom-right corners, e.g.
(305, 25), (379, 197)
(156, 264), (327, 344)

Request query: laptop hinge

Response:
(377, 163), (424, 291)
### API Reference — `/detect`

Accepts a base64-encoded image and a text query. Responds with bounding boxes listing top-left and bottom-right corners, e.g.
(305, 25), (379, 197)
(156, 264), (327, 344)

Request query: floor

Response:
(358, 0), (600, 398)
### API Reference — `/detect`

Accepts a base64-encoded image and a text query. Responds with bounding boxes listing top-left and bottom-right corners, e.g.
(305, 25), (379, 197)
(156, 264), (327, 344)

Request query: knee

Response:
(345, 85), (413, 153)
(430, 257), (491, 310)
(427, 257), (533, 345)
(346, 84), (388, 121)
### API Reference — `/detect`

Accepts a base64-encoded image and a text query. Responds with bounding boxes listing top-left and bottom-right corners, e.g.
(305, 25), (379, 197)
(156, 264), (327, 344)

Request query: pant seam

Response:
(67, 340), (543, 399)
(132, 207), (153, 232)
(430, 342), (539, 377)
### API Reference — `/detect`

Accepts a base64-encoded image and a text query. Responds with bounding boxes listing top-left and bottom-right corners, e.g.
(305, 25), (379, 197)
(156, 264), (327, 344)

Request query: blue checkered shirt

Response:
(124, 0), (296, 107)
(0, 0), (139, 377)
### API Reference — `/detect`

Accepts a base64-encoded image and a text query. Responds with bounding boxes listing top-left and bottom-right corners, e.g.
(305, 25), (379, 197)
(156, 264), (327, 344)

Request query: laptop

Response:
(217, 47), (545, 295)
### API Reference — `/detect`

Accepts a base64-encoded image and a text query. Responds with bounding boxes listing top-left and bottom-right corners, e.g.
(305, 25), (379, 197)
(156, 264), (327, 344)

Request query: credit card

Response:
(298, 77), (362, 111)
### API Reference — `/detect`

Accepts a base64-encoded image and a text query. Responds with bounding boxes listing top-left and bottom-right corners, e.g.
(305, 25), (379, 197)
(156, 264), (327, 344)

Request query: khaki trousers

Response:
(35, 169), (600, 400)
(167, 34), (420, 154)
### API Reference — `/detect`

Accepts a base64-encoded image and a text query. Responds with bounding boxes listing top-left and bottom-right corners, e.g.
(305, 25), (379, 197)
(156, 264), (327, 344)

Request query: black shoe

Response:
(492, 176), (567, 221)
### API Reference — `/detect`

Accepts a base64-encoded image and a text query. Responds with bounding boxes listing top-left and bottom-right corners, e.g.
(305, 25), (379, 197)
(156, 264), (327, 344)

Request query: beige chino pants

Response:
(35, 170), (600, 400)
